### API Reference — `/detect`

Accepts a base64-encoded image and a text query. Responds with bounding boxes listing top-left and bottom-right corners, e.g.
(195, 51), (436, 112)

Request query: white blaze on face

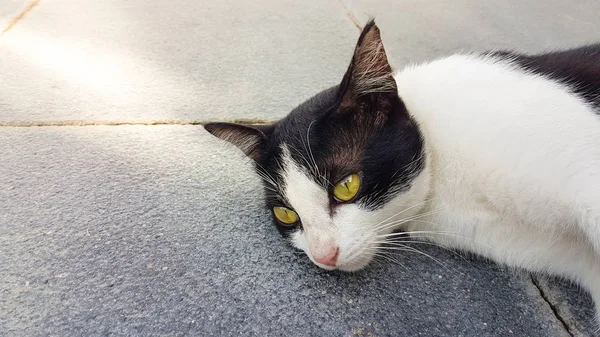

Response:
(280, 145), (380, 271)
(279, 146), (337, 268)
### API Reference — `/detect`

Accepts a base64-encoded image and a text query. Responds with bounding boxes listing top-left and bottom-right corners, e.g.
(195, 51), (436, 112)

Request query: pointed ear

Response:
(339, 19), (397, 104)
(204, 123), (271, 161)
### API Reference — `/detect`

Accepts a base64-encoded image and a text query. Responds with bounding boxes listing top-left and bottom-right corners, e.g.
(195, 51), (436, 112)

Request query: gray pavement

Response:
(0, 1), (598, 336)
(0, 0), (357, 122)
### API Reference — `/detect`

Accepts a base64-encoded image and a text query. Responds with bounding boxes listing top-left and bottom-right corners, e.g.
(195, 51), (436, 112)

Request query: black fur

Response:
(491, 44), (600, 109)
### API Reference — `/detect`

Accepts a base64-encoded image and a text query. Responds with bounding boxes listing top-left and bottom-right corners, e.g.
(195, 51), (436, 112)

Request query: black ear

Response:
(339, 19), (397, 105)
(204, 123), (271, 161)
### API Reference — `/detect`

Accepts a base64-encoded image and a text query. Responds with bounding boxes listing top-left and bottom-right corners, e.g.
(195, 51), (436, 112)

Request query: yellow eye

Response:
(333, 173), (361, 202)
(273, 206), (299, 225)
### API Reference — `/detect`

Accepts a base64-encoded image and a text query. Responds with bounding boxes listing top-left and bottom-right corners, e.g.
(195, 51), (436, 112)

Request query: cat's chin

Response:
(312, 261), (370, 273)
(336, 261), (371, 273)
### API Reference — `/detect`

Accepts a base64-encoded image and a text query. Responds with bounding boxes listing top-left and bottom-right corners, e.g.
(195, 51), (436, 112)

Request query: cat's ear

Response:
(338, 19), (397, 105)
(204, 123), (271, 161)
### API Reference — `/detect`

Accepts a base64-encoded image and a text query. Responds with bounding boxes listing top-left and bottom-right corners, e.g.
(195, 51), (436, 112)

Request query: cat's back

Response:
(395, 48), (600, 222)
(492, 44), (600, 108)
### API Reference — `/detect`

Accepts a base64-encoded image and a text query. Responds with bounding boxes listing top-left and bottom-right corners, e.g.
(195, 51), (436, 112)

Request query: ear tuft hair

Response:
(341, 19), (397, 99)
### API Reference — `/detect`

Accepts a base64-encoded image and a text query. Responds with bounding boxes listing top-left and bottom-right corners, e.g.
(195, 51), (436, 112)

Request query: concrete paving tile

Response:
(2, 1), (599, 125)
(0, 0), (357, 123)
(0, 0), (34, 32)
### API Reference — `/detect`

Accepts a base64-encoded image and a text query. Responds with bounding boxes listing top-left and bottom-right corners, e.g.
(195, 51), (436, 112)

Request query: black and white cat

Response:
(205, 20), (600, 319)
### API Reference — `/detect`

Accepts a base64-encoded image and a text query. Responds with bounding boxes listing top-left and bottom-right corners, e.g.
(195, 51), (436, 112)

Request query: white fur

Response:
(282, 54), (600, 319)
(397, 54), (600, 317)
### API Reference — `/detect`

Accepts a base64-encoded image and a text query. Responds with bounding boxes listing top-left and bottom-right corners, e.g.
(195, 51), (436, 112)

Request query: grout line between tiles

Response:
(0, 119), (275, 127)
(337, 0), (364, 30)
(530, 275), (574, 336)
(1, 0), (40, 38)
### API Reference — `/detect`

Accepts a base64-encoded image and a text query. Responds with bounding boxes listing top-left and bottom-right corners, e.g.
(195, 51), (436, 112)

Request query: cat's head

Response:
(205, 20), (430, 271)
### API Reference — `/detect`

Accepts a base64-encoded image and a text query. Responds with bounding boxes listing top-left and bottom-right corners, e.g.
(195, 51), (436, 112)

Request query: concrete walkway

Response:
(1, 1), (598, 336)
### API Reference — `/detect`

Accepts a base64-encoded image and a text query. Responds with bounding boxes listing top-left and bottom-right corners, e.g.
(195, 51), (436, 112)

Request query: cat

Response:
(204, 20), (600, 321)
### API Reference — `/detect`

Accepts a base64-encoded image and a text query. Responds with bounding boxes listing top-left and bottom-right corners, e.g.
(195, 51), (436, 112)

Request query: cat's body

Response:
(396, 54), (600, 309)
(206, 21), (600, 321)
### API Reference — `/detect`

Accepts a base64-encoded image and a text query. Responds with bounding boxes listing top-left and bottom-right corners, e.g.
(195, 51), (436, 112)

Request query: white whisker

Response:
(287, 144), (313, 175)
(374, 245), (450, 272)
(371, 197), (441, 230)
(367, 251), (410, 271)
(306, 119), (320, 177)
(379, 229), (492, 250)
(380, 239), (476, 266)
(374, 208), (446, 233)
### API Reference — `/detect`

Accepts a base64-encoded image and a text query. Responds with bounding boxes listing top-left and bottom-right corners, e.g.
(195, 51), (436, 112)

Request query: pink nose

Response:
(313, 246), (339, 267)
